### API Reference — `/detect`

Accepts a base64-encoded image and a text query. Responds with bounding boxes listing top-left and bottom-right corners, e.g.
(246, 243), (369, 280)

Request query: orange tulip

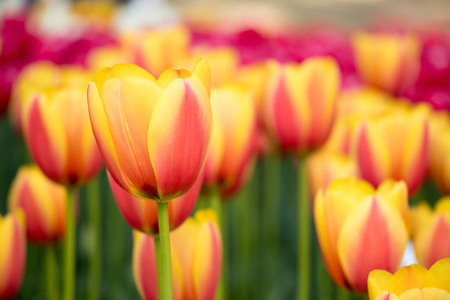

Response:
(353, 31), (421, 95)
(314, 178), (409, 292)
(133, 209), (222, 300)
(203, 84), (257, 196)
(410, 198), (450, 269)
(23, 85), (103, 186)
(428, 111), (450, 194)
(368, 258), (450, 300)
(87, 60), (212, 201)
(0, 210), (26, 299)
(354, 106), (428, 195)
(108, 171), (202, 235)
(264, 57), (340, 153)
(8, 165), (67, 243)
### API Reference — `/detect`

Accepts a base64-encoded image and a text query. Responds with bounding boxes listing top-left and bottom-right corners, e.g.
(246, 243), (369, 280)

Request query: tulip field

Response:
(1, 1), (450, 300)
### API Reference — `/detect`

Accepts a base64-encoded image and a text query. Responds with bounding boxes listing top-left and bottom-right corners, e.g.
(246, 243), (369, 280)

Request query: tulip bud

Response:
(410, 198), (450, 269)
(133, 209), (222, 300)
(203, 84), (257, 196)
(23, 85), (103, 186)
(368, 258), (450, 300)
(354, 106), (429, 195)
(8, 165), (67, 243)
(88, 60), (212, 201)
(108, 171), (202, 235)
(314, 178), (409, 292)
(0, 210), (26, 299)
(264, 57), (340, 153)
(353, 31), (421, 95)
(428, 111), (450, 194)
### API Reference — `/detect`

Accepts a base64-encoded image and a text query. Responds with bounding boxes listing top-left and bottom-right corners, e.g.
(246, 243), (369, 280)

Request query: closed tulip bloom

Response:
(203, 85), (257, 196)
(108, 171), (202, 235)
(8, 165), (67, 243)
(428, 112), (450, 194)
(0, 210), (26, 300)
(353, 31), (421, 95)
(314, 178), (409, 292)
(410, 198), (450, 269)
(23, 86), (103, 186)
(355, 106), (429, 195)
(368, 258), (450, 300)
(88, 60), (212, 201)
(133, 209), (222, 300)
(264, 57), (340, 153)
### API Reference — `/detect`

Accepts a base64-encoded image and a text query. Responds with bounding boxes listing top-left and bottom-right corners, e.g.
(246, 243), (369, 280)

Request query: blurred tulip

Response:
(88, 60), (212, 201)
(314, 178), (409, 292)
(108, 171), (202, 235)
(203, 84), (257, 196)
(428, 111), (450, 194)
(0, 210), (26, 299)
(354, 106), (428, 195)
(264, 56), (340, 153)
(23, 85), (103, 186)
(133, 209), (222, 300)
(368, 258), (450, 300)
(86, 45), (133, 72)
(8, 165), (67, 243)
(353, 31), (421, 95)
(307, 151), (358, 200)
(410, 198), (450, 269)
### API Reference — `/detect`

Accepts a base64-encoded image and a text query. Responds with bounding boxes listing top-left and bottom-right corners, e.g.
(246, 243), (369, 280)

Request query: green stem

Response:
(63, 188), (76, 300)
(155, 202), (173, 300)
(315, 248), (332, 300)
(88, 177), (101, 300)
(46, 244), (59, 300)
(298, 158), (310, 300)
(336, 287), (351, 300)
(154, 237), (163, 300)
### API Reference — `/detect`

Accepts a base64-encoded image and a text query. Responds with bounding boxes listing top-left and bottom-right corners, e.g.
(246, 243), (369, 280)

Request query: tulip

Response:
(263, 56), (340, 153)
(410, 198), (450, 269)
(307, 151), (359, 201)
(0, 210), (26, 300)
(133, 209), (222, 300)
(353, 31), (421, 95)
(88, 59), (212, 201)
(428, 111), (450, 194)
(203, 84), (257, 196)
(314, 178), (409, 292)
(368, 258), (450, 300)
(108, 171), (202, 235)
(354, 106), (428, 195)
(8, 165), (67, 243)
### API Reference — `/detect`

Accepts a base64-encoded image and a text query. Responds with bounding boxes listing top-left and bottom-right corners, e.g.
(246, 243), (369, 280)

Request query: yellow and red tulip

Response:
(428, 112), (450, 194)
(203, 84), (257, 196)
(264, 57), (340, 153)
(354, 106), (429, 195)
(314, 178), (409, 292)
(410, 198), (450, 269)
(108, 171), (202, 235)
(23, 86), (103, 186)
(353, 31), (421, 95)
(0, 210), (26, 299)
(133, 209), (222, 300)
(87, 60), (212, 201)
(8, 165), (67, 243)
(368, 258), (450, 300)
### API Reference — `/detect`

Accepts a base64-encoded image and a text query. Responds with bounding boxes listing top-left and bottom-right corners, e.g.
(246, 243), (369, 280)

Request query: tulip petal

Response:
(93, 63), (155, 92)
(420, 288), (450, 300)
(375, 291), (400, 300)
(191, 59), (211, 96)
(368, 270), (393, 300)
(148, 77), (212, 201)
(385, 264), (428, 295)
(428, 258), (450, 292)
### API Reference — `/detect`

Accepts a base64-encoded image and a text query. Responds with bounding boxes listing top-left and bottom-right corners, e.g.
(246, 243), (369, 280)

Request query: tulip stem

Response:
(63, 188), (76, 300)
(298, 158), (310, 300)
(156, 202), (174, 300)
(88, 176), (101, 300)
(336, 287), (351, 300)
(46, 244), (59, 300)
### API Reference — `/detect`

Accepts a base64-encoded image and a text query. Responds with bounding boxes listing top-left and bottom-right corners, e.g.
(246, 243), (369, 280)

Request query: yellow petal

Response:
(368, 270), (393, 300)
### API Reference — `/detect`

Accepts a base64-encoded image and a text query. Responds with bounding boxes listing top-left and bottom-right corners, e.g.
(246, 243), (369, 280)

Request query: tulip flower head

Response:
(108, 171), (202, 235)
(133, 209), (222, 300)
(410, 198), (450, 269)
(88, 59), (212, 201)
(264, 57), (341, 154)
(314, 178), (409, 292)
(0, 210), (26, 299)
(368, 258), (450, 300)
(428, 112), (450, 194)
(8, 165), (67, 243)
